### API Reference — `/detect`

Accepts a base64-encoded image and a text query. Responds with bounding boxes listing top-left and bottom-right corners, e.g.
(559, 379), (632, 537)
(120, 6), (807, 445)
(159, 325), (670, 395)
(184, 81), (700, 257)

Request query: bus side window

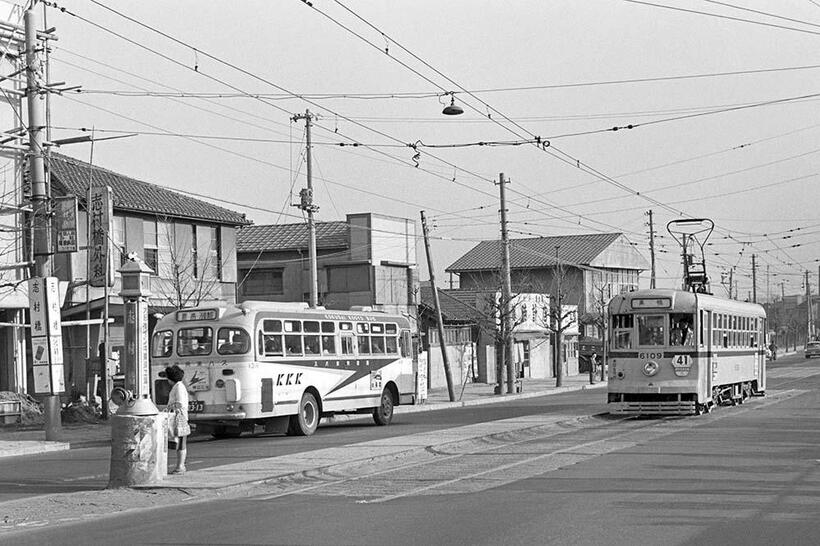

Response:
(386, 335), (398, 354)
(321, 335), (336, 355)
(285, 334), (303, 356)
(261, 333), (283, 356)
(341, 335), (355, 355)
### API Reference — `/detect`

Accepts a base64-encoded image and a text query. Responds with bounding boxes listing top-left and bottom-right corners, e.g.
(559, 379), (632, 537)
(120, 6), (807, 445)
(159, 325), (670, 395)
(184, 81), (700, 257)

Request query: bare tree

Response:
(154, 219), (221, 310)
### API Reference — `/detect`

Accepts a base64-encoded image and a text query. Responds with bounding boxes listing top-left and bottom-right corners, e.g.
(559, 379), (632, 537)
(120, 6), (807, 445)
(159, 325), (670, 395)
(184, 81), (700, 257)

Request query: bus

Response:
(607, 288), (766, 415)
(150, 301), (417, 437)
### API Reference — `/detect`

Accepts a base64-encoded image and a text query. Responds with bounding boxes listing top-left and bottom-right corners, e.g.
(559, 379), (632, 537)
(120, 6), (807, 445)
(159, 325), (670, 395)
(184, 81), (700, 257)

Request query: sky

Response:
(4, 0), (820, 301)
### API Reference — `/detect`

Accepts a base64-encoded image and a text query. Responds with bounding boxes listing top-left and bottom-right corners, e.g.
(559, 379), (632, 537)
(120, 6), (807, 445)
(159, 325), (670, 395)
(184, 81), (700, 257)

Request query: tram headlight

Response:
(642, 361), (659, 377)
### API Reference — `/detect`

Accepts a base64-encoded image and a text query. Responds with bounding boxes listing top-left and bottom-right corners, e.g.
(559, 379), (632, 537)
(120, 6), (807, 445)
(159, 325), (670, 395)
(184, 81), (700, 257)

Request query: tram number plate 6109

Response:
(638, 352), (663, 360)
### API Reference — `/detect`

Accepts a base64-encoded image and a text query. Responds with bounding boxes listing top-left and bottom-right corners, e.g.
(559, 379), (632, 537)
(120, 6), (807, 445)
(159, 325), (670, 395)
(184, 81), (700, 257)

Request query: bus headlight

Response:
(642, 361), (659, 377)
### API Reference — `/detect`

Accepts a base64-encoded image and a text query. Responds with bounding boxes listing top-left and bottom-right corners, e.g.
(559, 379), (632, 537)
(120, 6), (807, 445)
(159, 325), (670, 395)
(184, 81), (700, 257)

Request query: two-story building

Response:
(236, 212), (418, 318)
(49, 153), (249, 400)
(441, 232), (648, 382)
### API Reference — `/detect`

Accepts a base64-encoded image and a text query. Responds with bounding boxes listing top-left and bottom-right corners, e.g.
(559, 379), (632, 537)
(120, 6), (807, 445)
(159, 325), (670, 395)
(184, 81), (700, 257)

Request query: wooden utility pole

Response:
(25, 6), (61, 440)
(554, 245), (563, 388)
(646, 209), (656, 289)
(751, 254), (757, 303)
(292, 110), (319, 308)
(498, 173), (515, 394)
(420, 211), (455, 402)
(806, 270), (814, 342)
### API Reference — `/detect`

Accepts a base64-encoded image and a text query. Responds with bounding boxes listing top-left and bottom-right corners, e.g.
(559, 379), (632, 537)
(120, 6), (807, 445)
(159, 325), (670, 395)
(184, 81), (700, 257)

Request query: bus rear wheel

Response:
(373, 388), (395, 426)
(290, 392), (320, 436)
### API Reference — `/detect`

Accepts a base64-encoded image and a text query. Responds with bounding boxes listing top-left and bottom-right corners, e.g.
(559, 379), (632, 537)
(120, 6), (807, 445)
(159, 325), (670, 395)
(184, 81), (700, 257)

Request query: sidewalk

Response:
(0, 373), (605, 460)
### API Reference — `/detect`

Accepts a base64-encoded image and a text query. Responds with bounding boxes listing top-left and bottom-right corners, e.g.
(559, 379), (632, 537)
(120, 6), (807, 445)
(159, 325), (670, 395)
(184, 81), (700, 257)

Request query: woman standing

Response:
(165, 365), (191, 474)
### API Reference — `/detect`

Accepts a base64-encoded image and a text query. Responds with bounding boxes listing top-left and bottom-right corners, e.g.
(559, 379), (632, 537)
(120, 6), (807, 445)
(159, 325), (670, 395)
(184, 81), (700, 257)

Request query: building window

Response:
(193, 225), (221, 280)
(240, 269), (284, 296)
(143, 219), (158, 273)
(112, 216), (126, 270)
(157, 221), (174, 279)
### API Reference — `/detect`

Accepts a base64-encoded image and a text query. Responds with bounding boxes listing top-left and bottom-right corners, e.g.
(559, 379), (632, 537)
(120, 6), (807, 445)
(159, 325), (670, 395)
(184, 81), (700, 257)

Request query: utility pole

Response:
(646, 210), (656, 289)
(728, 268), (734, 300)
(751, 254), (757, 303)
(420, 211), (455, 402)
(806, 270), (814, 342)
(292, 110), (319, 308)
(25, 6), (60, 441)
(554, 245), (563, 388)
(766, 265), (770, 305)
(497, 173), (515, 395)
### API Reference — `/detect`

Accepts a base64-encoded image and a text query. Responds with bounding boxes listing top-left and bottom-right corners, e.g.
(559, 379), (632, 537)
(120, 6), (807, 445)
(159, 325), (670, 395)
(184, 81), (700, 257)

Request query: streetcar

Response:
(150, 301), (416, 437)
(607, 288), (766, 415)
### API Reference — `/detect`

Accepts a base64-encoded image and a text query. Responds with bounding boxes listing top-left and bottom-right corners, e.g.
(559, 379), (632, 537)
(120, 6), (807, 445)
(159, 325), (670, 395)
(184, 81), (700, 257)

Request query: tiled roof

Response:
(446, 233), (623, 272)
(419, 286), (489, 323)
(237, 221), (349, 253)
(48, 153), (249, 225)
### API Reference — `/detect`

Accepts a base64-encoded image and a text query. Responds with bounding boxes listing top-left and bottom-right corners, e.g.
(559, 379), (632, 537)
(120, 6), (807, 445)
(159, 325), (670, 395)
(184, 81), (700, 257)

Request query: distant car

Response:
(764, 346), (772, 360)
(805, 341), (820, 359)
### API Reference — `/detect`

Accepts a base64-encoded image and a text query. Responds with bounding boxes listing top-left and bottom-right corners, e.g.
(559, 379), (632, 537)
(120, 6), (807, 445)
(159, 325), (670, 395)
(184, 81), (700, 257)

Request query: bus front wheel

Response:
(290, 392), (320, 436)
(373, 388), (395, 426)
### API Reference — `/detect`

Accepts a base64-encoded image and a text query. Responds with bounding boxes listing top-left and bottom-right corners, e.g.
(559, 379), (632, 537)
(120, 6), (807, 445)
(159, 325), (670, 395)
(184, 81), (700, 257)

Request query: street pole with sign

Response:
(108, 256), (166, 487)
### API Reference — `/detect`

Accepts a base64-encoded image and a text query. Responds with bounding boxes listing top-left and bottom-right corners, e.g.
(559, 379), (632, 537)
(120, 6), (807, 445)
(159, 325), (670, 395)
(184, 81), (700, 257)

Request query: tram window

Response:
(358, 335), (371, 354)
(262, 319), (282, 333)
(637, 315), (665, 346)
(217, 327), (250, 355)
(285, 334), (303, 355)
(386, 324), (397, 335)
(371, 323), (384, 334)
(284, 320), (301, 333)
(261, 333), (283, 356)
(670, 314), (695, 346)
(178, 327), (213, 356)
(304, 334), (320, 355)
(723, 333), (729, 349)
(321, 321), (335, 333)
(371, 336), (386, 354)
(341, 336), (355, 355)
(304, 321), (320, 333)
(340, 322), (353, 331)
(750, 333), (756, 348)
(386, 336), (398, 354)
(321, 335), (336, 355)
(356, 323), (370, 334)
(699, 310), (704, 346)
(152, 330), (173, 358)
(611, 314), (634, 349)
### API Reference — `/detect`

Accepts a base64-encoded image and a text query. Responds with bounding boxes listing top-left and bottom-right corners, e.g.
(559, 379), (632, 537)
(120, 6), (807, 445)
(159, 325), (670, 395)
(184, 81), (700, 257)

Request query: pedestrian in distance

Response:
(589, 352), (599, 385)
(165, 364), (191, 474)
(769, 341), (777, 361)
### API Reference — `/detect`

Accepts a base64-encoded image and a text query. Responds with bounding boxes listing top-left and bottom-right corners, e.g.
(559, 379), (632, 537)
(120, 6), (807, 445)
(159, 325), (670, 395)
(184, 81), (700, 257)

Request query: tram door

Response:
(705, 310), (713, 402)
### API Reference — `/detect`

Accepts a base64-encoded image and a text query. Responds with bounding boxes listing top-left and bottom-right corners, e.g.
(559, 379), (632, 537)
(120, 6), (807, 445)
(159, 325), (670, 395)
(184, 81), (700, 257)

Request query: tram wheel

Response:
(291, 392), (320, 436)
(372, 388), (395, 426)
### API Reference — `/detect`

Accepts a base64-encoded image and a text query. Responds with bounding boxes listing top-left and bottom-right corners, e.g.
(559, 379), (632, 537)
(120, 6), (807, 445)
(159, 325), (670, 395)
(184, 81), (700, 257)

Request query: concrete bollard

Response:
(108, 413), (167, 487)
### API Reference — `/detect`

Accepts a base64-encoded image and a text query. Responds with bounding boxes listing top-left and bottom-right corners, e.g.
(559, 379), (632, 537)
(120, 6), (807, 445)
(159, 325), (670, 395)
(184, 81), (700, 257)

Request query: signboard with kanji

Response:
(53, 195), (78, 253)
(88, 185), (114, 287)
(124, 300), (151, 397)
(28, 277), (64, 394)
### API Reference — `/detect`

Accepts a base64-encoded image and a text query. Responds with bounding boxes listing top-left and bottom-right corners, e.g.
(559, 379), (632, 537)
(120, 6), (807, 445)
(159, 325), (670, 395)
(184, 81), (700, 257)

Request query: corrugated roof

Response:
(446, 233), (623, 272)
(48, 153), (249, 225)
(237, 221), (349, 253)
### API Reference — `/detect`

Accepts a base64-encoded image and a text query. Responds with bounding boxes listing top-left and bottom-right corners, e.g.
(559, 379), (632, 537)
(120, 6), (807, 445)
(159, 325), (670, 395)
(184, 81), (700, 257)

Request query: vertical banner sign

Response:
(123, 300), (151, 397)
(88, 185), (114, 287)
(53, 195), (78, 253)
(28, 277), (65, 394)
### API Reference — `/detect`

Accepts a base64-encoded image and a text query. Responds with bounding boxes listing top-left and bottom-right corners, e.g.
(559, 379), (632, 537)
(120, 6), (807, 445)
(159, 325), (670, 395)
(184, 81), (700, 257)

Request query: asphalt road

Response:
(0, 378), (608, 502)
(3, 353), (820, 546)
